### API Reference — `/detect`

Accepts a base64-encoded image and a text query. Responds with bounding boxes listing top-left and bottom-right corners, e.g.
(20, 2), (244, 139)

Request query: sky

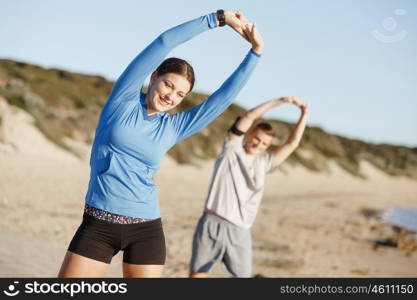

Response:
(1, 0), (416, 147)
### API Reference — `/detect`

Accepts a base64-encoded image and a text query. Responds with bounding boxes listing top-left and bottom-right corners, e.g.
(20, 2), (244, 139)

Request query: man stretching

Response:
(189, 96), (309, 277)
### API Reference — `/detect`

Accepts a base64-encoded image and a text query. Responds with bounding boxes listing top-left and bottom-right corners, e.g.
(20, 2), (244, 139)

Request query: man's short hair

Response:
(252, 122), (276, 137)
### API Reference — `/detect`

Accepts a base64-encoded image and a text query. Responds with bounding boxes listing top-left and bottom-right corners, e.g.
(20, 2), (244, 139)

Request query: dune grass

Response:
(1, 59), (416, 179)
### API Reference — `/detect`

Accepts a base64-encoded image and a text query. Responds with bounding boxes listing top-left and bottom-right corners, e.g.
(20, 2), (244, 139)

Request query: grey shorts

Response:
(190, 212), (252, 277)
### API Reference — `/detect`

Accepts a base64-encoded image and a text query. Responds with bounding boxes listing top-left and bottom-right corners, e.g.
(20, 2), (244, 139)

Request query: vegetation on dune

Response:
(1, 59), (416, 179)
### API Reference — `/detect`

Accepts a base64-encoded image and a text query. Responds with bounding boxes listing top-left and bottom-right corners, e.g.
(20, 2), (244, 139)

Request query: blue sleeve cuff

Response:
(249, 48), (262, 58)
(208, 12), (218, 29)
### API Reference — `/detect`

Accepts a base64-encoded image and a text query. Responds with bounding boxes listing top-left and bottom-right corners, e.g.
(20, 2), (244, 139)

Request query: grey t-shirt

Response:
(204, 134), (275, 229)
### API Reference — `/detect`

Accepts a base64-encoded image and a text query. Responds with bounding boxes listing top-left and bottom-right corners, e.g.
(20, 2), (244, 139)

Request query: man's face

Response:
(244, 129), (273, 155)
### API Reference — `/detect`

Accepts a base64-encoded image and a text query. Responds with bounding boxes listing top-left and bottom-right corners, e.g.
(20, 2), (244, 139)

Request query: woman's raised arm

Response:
(108, 13), (218, 102)
(169, 20), (264, 142)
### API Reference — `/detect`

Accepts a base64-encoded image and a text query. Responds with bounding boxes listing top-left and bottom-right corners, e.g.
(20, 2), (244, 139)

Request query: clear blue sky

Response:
(1, 0), (416, 146)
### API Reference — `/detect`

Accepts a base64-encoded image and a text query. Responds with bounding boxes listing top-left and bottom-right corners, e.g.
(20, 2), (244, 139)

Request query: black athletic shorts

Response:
(68, 213), (166, 265)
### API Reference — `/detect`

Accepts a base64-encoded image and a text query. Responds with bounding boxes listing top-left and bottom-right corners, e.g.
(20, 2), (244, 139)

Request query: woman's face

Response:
(147, 72), (191, 114)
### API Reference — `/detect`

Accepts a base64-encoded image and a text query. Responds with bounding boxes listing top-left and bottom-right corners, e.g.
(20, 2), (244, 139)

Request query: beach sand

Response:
(1, 99), (416, 277)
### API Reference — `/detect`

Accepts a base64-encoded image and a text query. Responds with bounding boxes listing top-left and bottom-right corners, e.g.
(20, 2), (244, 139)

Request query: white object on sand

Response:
(382, 206), (417, 233)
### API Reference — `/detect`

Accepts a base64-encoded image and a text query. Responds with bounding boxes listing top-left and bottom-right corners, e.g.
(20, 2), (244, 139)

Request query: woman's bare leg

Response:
(58, 251), (110, 278)
(122, 263), (164, 278)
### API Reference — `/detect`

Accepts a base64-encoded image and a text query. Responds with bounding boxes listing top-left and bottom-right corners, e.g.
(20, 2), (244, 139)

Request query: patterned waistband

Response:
(84, 204), (154, 224)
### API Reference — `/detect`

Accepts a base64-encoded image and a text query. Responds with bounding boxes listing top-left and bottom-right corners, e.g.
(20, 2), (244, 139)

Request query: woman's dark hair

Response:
(156, 57), (195, 92)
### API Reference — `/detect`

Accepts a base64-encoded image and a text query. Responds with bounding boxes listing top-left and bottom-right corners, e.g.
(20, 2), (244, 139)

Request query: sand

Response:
(1, 98), (416, 277)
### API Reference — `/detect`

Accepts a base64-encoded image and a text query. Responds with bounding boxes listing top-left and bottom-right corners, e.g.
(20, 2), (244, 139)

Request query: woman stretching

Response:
(58, 10), (264, 277)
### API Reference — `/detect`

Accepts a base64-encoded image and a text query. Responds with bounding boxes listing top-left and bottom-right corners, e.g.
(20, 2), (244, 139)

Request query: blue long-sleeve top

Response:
(85, 12), (261, 219)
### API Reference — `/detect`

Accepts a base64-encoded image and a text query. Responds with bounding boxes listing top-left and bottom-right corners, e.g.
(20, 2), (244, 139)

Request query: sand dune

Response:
(1, 98), (416, 277)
